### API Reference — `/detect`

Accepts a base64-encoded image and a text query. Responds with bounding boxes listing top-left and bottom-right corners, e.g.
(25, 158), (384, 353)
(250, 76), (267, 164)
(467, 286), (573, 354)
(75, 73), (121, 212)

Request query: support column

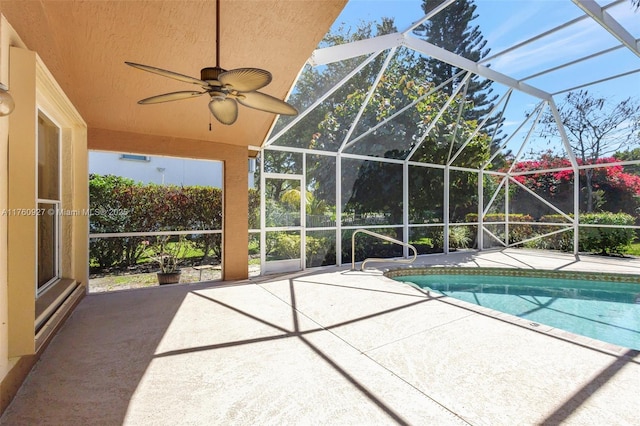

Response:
(223, 156), (249, 280)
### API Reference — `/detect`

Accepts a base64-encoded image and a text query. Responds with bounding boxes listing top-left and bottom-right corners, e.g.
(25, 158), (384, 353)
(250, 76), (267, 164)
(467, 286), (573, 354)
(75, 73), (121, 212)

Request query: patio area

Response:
(2, 248), (639, 425)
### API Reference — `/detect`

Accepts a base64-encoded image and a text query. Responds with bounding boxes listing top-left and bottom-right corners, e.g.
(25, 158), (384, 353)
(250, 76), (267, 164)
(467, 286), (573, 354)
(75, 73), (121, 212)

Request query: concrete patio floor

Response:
(2, 249), (639, 425)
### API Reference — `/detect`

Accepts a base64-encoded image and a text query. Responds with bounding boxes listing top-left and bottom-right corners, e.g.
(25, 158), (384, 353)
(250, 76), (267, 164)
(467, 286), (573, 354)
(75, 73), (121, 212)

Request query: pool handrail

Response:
(351, 228), (417, 271)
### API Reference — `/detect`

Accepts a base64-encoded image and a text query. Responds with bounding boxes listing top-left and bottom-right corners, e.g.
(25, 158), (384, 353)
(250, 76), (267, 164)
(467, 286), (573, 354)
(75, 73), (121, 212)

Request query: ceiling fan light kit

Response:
(126, 0), (297, 125)
(0, 83), (15, 117)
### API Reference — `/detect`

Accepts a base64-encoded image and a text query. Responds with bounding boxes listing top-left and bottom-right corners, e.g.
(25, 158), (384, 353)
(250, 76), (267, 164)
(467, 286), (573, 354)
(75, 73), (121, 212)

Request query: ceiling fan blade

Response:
(125, 61), (209, 87)
(219, 68), (272, 92)
(208, 98), (238, 125)
(235, 91), (298, 116)
(138, 91), (205, 104)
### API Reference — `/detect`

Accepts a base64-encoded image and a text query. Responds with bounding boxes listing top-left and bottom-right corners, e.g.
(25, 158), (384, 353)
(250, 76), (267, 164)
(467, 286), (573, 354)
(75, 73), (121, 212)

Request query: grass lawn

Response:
(623, 243), (640, 256)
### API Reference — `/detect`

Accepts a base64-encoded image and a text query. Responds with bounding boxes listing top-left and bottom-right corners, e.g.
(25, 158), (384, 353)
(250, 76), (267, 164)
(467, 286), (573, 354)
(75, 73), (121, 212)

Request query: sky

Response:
(330, 0), (638, 95)
(317, 0), (640, 156)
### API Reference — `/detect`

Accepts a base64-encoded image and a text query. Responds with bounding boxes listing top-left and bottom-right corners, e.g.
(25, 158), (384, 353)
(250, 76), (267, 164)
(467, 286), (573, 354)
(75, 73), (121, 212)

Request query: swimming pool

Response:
(389, 268), (640, 350)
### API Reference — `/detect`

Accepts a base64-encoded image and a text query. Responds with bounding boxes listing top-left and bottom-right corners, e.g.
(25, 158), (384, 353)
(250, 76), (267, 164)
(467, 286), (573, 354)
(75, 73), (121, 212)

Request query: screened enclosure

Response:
(252, 0), (640, 272)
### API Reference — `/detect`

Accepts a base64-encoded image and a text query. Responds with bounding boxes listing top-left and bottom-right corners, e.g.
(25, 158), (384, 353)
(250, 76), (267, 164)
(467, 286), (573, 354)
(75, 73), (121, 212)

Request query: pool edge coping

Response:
(383, 266), (640, 283)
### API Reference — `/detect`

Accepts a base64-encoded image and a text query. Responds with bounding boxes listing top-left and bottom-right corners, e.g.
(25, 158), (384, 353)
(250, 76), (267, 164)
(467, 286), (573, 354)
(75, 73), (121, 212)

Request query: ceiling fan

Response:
(125, 0), (298, 125)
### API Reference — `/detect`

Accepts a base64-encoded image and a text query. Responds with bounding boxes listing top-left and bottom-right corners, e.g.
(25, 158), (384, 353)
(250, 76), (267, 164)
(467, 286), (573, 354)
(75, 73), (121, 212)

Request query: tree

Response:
(614, 148), (640, 176)
(314, 31), (491, 228)
(266, 19), (396, 212)
(272, 18), (405, 209)
(270, 19), (390, 154)
(269, 18), (493, 240)
(540, 90), (640, 212)
(414, 0), (499, 132)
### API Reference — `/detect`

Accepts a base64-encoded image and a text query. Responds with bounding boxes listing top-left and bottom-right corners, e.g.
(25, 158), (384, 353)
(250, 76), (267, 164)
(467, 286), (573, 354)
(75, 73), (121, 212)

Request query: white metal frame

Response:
(256, 0), (640, 272)
(260, 154), (306, 273)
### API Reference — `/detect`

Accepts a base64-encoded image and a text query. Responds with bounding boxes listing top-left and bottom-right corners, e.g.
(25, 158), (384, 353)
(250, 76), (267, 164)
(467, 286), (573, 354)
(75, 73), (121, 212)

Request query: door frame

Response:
(260, 172), (305, 274)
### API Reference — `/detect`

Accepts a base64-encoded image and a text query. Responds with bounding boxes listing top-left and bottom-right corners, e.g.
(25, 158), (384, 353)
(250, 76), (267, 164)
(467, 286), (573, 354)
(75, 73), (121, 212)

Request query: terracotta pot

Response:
(157, 271), (181, 285)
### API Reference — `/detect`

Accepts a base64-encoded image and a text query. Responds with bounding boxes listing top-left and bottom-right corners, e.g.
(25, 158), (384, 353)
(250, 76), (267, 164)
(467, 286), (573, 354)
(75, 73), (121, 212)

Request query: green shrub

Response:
(248, 188), (260, 229)
(409, 228), (442, 254)
(344, 229), (404, 262)
(306, 234), (336, 267)
(266, 232), (301, 261)
(433, 226), (472, 249)
(464, 213), (533, 245)
(530, 214), (574, 252)
(89, 175), (224, 271)
(579, 212), (635, 255)
(89, 174), (137, 269)
(450, 226), (472, 248)
(248, 236), (260, 255)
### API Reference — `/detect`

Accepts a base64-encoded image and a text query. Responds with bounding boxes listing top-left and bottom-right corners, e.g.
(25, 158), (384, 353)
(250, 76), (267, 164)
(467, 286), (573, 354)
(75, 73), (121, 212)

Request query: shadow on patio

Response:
(2, 249), (639, 425)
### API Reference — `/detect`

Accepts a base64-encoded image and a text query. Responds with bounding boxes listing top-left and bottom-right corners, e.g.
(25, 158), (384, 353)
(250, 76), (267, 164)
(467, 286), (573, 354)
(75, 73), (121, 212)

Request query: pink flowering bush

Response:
(506, 154), (640, 217)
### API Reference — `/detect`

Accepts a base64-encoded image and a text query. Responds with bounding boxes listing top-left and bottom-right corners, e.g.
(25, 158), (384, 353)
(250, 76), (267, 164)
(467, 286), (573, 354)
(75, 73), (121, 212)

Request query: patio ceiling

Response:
(0, 0), (347, 148)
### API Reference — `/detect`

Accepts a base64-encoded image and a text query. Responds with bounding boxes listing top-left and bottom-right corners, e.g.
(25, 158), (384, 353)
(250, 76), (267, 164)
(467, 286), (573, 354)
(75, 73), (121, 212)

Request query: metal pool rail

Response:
(351, 228), (417, 271)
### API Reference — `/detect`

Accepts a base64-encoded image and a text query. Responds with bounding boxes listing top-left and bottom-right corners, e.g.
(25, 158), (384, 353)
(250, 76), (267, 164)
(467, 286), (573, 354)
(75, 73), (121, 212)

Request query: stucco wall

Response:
(7, 45), (89, 346)
(0, 12), (25, 396)
(0, 8), (250, 412)
(0, 13), (89, 411)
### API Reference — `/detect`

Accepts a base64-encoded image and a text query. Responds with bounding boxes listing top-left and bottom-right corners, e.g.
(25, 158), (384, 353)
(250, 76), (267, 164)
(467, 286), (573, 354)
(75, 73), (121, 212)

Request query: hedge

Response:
(465, 213), (533, 246)
(90, 174), (247, 270)
(464, 211), (635, 254)
(578, 212), (635, 255)
(91, 173), (638, 270)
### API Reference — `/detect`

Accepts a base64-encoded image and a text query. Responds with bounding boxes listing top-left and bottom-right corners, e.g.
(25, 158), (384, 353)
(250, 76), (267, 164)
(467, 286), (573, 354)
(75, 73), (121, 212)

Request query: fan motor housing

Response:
(201, 67), (226, 83)
(209, 91), (226, 101)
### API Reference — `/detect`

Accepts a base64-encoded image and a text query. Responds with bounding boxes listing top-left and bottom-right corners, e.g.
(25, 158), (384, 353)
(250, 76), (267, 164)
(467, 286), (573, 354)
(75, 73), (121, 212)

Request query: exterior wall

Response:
(0, 15), (88, 413)
(7, 46), (37, 356)
(89, 151), (224, 187)
(0, 8), (250, 413)
(0, 15), (14, 402)
(88, 128), (249, 281)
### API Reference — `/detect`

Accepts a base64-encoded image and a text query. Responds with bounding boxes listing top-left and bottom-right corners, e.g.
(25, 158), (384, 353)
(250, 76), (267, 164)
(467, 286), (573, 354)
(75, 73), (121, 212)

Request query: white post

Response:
(505, 177), (510, 246)
(336, 153), (342, 266)
(444, 166), (450, 254)
(259, 154), (266, 273)
(301, 152), (307, 270)
(403, 161), (409, 258)
(478, 169), (484, 250)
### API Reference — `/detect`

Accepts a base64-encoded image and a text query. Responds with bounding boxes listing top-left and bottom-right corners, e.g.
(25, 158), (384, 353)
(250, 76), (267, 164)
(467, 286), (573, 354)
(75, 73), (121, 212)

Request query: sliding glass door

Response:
(37, 112), (61, 293)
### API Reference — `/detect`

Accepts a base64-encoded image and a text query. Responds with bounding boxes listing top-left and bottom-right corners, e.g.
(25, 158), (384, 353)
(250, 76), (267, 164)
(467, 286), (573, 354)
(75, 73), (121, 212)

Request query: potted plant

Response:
(147, 235), (192, 285)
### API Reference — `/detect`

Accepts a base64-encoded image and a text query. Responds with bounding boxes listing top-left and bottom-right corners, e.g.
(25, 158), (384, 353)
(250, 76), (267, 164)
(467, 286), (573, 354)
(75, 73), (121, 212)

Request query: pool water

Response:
(394, 274), (640, 350)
